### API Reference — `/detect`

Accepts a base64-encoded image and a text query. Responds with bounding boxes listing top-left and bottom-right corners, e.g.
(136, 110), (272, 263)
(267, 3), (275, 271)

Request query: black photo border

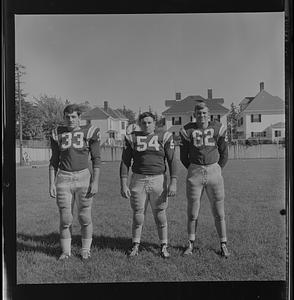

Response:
(2, 0), (291, 299)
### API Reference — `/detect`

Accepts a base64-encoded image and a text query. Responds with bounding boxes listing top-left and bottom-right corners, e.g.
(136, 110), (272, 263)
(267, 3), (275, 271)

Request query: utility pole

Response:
(16, 65), (24, 166)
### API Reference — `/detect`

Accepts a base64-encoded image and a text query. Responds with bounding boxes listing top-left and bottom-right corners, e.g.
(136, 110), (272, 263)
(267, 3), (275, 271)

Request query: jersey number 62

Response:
(192, 129), (215, 147)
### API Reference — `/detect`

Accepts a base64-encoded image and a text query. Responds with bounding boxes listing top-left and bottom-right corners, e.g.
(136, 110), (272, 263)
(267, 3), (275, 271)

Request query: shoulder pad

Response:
(126, 124), (141, 134)
(162, 131), (173, 145)
(86, 125), (100, 140)
(180, 126), (190, 140)
(218, 123), (226, 137)
(56, 126), (67, 134)
(183, 122), (195, 131)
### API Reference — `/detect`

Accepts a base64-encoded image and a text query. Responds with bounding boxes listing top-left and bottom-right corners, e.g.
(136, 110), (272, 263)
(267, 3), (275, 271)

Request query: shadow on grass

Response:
(17, 232), (160, 258)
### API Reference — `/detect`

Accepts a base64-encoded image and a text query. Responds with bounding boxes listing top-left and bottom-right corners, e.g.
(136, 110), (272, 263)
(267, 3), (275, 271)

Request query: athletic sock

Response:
(60, 238), (71, 255)
(188, 234), (196, 241)
(81, 238), (92, 252)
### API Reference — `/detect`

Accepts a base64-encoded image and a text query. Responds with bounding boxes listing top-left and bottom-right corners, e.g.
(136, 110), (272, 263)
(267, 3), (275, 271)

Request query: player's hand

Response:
(86, 182), (98, 198)
(49, 184), (56, 198)
(167, 182), (177, 197)
(121, 185), (131, 199)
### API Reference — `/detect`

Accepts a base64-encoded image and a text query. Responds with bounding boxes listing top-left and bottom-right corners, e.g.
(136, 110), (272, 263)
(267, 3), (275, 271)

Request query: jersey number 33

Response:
(61, 132), (84, 149)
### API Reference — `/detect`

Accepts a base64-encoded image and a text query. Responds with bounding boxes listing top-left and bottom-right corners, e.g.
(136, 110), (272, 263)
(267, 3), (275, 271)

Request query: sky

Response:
(15, 13), (284, 115)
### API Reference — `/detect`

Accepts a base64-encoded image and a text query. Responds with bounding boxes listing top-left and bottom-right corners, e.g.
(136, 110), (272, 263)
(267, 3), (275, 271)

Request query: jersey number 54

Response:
(136, 135), (160, 151)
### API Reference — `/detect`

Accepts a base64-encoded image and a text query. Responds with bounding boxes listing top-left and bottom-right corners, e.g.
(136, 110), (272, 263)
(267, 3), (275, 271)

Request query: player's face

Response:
(64, 111), (81, 130)
(140, 117), (156, 134)
(194, 107), (209, 127)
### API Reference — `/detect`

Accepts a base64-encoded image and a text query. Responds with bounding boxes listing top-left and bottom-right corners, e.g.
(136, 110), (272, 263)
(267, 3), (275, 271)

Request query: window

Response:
(190, 116), (193, 122)
(211, 115), (221, 122)
(172, 117), (182, 125)
(251, 114), (261, 122)
(238, 117), (243, 126)
(251, 132), (266, 138)
(121, 122), (125, 130)
(275, 130), (281, 137)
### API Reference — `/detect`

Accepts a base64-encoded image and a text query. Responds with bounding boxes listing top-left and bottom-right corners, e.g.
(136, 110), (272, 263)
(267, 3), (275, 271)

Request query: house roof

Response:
(81, 107), (109, 120)
(104, 107), (121, 119)
(271, 122), (285, 128)
(162, 95), (229, 115)
(239, 97), (254, 107)
(81, 106), (128, 120)
(241, 90), (284, 112)
(210, 98), (224, 105)
(114, 109), (128, 120)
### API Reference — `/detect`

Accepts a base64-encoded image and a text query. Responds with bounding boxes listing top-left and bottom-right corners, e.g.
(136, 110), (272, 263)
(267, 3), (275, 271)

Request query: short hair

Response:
(194, 101), (209, 112)
(63, 104), (82, 116)
(138, 111), (156, 122)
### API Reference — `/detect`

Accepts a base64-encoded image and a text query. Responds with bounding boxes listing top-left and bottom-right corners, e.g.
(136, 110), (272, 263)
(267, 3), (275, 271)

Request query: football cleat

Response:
(127, 243), (139, 257)
(160, 244), (170, 258)
(183, 241), (194, 256)
(220, 243), (230, 258)
(58, 253), (71, 260)
(81, 250), (91, 260)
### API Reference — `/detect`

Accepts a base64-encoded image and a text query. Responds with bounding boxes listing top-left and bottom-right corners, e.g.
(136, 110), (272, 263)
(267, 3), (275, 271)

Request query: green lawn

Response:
(16, 158), (287, 283)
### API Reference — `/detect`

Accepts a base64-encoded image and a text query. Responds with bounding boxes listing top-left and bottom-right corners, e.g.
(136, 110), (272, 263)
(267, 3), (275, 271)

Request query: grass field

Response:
(16, 158), (287, 283)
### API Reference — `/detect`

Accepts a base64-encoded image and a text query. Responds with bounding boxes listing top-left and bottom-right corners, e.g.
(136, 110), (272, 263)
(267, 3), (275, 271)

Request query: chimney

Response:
(104, 101), (108, 111)
(207, 89), (212, 99)
(175, 92), (181, 100)
(260, 82), (264, 92)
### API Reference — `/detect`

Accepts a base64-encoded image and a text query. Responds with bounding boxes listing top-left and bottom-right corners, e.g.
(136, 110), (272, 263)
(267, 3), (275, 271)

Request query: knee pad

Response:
(78, 207), (92, 226)
(60, 211), (73, 228)
(188, 213), (198, 222)
(153, 208), (167, 227)
(133, 210), (144, 226)
(214, 213), (225, 223)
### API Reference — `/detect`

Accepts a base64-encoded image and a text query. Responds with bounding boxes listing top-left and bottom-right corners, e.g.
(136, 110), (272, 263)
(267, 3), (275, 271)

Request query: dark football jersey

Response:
(120, 130), (177, 177)
(179, 121), (228, 168)
(50, 125), (101, 172)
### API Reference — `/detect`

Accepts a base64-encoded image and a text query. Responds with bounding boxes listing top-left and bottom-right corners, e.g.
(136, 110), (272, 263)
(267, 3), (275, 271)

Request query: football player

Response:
(120, 112), (177, 258)
(179, 101), (230, 258)
(49, 104), (101, 260)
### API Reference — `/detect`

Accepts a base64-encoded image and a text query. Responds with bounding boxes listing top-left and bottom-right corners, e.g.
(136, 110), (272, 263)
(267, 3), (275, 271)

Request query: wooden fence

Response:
(15, 146), (124, 165)
(16, 143), (285, 165)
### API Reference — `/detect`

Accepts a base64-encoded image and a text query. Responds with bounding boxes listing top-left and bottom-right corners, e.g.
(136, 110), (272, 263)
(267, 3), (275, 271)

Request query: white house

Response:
(236, 82), (285, 142)
(81, 101), (128, 145)
(265, 122), (285, 143)
(162, 90), (229, 135)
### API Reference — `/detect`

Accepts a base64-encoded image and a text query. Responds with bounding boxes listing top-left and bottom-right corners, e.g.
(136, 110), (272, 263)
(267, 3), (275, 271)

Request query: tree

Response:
(227, 103), (239, 142)
(15, 64), (44, 140)
(79, 100), (93, 113)
(34, 95), (66, 138)
(117, 106), (136, 124)
(15, 99), (44, 139)
(15, 64), (27, 101)
(156, 115), (165, 128)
